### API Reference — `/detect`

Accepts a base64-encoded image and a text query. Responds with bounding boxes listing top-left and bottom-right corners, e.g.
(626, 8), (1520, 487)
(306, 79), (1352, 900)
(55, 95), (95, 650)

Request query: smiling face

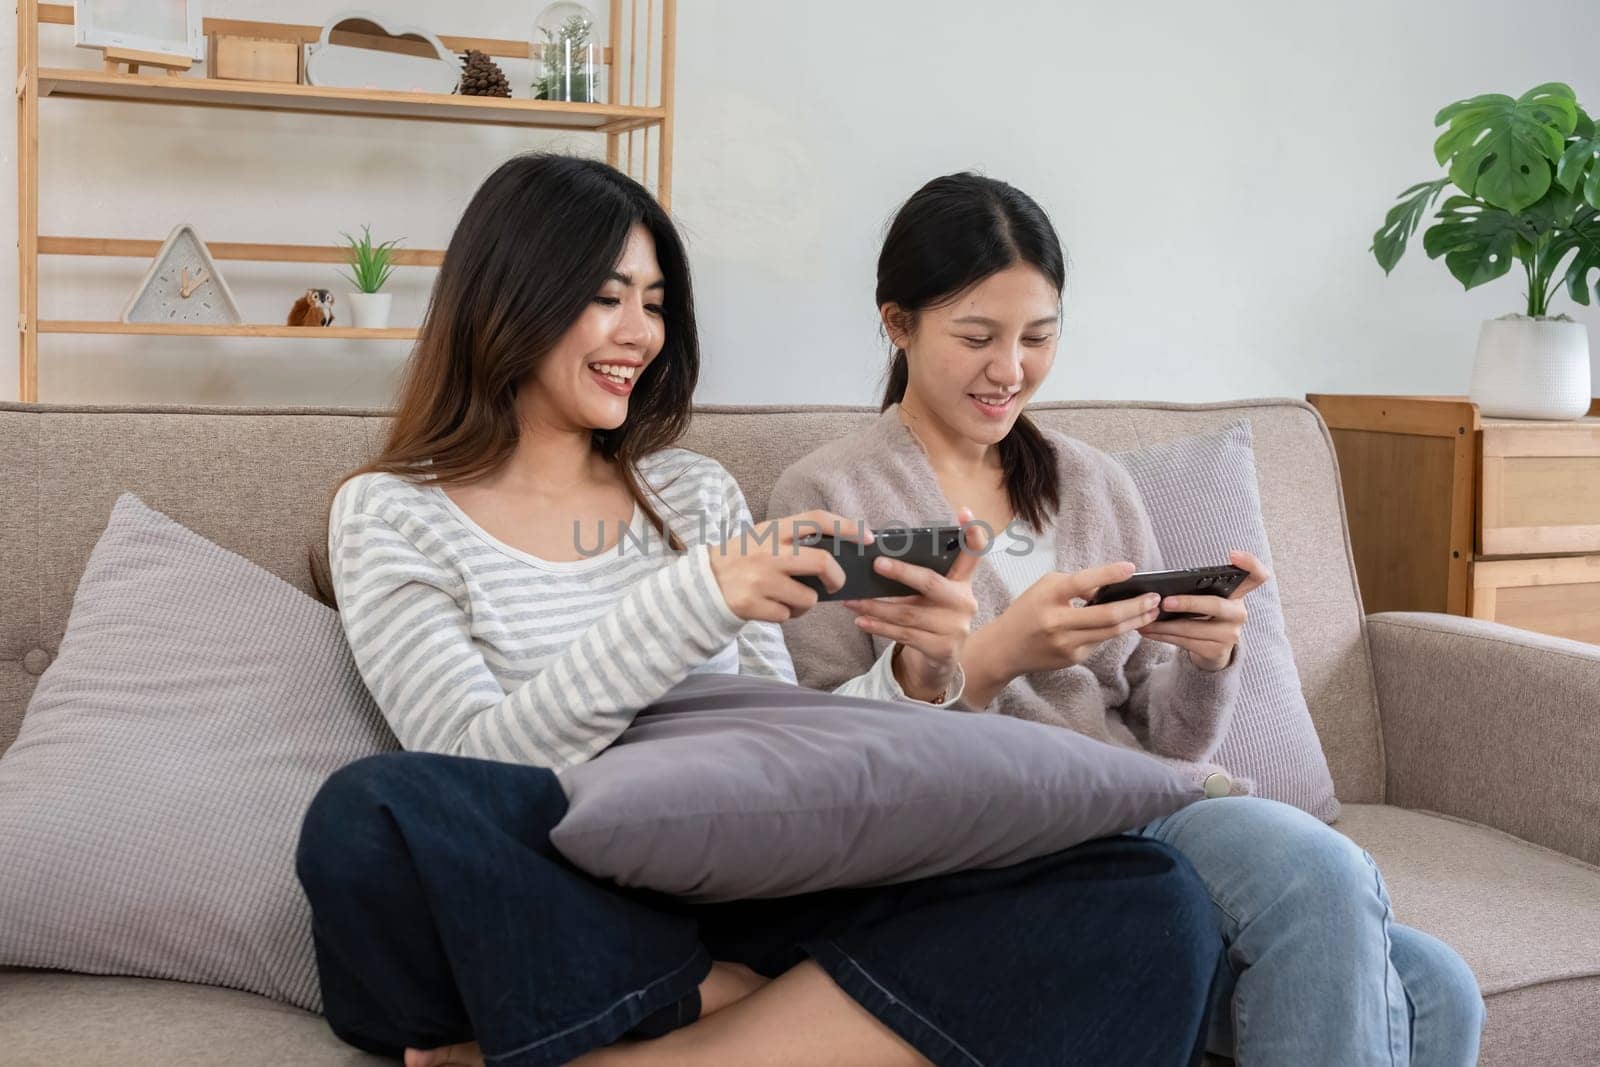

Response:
(523, 223), (667, 435)
(886, 262), (1061, 447)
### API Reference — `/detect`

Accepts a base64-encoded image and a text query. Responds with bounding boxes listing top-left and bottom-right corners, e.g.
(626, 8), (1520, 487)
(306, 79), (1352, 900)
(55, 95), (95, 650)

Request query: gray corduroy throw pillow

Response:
(1112, 420), (1339, 822)
(551, 671), (1203, 901)
(0, 493), (398, 1012)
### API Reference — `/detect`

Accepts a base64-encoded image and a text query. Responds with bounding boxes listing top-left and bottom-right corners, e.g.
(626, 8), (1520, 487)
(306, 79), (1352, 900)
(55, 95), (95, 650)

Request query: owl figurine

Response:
(288, 289), (336, 327)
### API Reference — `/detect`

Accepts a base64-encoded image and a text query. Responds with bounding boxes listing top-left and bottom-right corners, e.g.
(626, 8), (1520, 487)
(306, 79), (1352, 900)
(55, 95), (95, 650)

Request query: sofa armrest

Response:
(1367, 611), (1600, 867)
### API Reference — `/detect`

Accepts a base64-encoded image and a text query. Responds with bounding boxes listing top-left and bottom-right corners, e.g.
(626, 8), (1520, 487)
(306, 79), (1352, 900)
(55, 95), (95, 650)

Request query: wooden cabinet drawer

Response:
(1471, 556), (1600, 644)
(1309, 394), (1600, 645)
(1480, 420), (1600, 556)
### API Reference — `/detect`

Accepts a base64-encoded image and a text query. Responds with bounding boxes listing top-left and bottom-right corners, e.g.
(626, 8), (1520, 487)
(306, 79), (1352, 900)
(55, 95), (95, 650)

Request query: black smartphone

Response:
(1085, 564), (1249, 621)
(795, 526), (965, 601)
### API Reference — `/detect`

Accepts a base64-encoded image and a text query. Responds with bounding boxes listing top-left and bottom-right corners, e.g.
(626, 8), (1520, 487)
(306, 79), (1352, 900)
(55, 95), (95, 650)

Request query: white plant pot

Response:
(348, 291), (392, 330)
(1468, 317), (1591, 420)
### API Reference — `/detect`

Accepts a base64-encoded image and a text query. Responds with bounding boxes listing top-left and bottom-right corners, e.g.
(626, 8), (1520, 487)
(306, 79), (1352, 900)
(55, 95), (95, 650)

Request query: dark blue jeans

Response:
(296, 752), (1219, 1067)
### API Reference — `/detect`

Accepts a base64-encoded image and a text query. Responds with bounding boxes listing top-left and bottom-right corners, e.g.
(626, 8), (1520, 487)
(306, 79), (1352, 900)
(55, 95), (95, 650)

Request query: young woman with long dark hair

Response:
(768, 172), (1486, 1066)
(296, 154), (1223, 1067)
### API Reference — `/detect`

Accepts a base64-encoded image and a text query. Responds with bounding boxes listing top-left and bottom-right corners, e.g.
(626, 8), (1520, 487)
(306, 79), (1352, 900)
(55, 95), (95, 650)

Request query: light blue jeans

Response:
(1136, 796), (1485, 1066)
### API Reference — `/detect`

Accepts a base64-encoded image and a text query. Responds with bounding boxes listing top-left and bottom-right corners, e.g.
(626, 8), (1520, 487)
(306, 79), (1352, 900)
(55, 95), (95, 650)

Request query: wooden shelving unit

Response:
(16, 0), (677, 402)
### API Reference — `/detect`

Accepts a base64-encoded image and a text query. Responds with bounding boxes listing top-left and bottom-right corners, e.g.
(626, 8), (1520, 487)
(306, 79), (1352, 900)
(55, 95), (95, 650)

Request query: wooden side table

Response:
(1307, 394), (1600, 645)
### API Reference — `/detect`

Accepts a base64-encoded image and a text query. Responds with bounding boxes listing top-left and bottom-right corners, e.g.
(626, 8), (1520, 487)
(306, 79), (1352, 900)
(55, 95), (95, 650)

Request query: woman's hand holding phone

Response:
(841, 508), (987, 705)
(1136, 549), (1271, 671)
(708, 510), (873, 623)
(958, 561), (1167, 708)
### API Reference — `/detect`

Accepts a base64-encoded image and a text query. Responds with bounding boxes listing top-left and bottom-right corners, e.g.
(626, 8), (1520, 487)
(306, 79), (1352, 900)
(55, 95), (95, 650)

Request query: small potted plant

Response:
(1373, 81), (1599, 419)
(340, 225), (403, 330)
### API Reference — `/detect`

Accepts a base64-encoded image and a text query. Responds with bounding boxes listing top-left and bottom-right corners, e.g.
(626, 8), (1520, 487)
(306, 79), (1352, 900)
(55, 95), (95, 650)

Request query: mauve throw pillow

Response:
(0, 493), (398, 1012)
(1112, 420), (1339, 822)
(551, 671), (1202, 901)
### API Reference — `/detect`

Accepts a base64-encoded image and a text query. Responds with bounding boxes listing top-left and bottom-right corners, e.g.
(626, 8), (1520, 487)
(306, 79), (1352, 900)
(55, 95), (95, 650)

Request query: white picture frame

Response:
(74, 0), (206, 63)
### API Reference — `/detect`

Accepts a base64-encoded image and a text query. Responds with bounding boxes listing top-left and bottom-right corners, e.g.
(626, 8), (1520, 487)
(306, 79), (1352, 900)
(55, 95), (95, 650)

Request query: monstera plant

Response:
(1372, 82), (1597, 418)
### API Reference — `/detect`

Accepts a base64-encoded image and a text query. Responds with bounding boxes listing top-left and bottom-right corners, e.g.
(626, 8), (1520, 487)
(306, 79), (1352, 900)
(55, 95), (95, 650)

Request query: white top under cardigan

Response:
(985, 522), (1059, 600)
(328, 447), (962, 772)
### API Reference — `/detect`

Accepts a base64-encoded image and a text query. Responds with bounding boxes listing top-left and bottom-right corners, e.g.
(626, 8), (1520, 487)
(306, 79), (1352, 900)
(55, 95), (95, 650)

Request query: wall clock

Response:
(120, 224), (244, 326)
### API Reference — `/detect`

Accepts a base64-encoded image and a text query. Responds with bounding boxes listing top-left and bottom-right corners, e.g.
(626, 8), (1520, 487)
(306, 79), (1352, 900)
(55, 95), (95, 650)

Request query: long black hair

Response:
(877, 172), (1063, 531)
(310, 153), (697, 606)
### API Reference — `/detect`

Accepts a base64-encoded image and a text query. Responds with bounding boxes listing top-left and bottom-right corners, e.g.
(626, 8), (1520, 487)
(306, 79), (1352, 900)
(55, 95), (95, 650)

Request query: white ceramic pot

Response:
(348, 291), (393, 330)
(1468, 317), (1591, 420)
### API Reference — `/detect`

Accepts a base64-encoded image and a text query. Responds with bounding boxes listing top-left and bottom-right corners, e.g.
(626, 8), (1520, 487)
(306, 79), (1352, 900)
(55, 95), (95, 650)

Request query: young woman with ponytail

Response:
(768, 172), (1485, 1067)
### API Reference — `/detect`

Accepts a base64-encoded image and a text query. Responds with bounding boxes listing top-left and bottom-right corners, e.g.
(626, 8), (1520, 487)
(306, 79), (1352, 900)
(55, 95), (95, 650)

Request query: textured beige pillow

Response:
(0, 493), (398, 1011)
(1113, 420), (1339, 821)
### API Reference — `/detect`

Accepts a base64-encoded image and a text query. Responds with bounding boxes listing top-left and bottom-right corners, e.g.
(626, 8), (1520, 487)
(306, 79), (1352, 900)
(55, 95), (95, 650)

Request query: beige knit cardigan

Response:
(766, 405), (1249, 795)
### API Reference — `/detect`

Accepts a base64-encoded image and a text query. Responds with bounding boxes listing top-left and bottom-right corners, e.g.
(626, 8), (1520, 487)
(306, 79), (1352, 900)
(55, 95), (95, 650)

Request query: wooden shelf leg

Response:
(605, 0), (622, 167)
(18, 0), (40, 403)
(658, 0), (675, 209)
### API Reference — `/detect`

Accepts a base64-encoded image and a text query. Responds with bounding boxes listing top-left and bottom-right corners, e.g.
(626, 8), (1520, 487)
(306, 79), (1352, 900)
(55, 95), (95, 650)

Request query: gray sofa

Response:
(2, 397), (1597, 1066)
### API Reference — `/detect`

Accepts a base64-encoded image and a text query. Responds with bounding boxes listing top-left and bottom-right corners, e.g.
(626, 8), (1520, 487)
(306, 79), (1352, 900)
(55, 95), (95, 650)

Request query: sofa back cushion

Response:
(0, 397), (1385, 803)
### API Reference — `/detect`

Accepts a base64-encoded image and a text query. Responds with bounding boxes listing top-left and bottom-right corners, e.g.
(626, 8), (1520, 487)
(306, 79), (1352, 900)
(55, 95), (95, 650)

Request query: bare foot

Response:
(699, 960), (770, 1017)
(404, 1040), (483, 1067)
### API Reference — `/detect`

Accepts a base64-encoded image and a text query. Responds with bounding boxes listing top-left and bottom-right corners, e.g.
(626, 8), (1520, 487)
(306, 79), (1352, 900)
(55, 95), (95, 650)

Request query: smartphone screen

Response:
(797, 526), (964, 601)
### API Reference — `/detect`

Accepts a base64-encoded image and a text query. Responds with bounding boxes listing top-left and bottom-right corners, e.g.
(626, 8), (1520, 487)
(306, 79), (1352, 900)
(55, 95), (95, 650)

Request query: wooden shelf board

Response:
(36, 69), (663, 130)
(40, 321), (417, 340)
(39, 236), (445, 267)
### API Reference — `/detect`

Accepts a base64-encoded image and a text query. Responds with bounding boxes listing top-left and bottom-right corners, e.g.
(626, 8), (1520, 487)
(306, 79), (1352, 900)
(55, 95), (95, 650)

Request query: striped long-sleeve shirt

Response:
(328, 447), (957, 771)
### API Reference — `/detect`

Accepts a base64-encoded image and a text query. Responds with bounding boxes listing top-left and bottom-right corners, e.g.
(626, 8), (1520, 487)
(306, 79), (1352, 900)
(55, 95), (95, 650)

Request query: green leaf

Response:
(1523, 180), (1584, 233)
(1421, 195), (1539, 290)
(1548, 205), (1600, 306)
(1557, 134), (1600, 209)
(1372, 178), (1451, 273)
(1433, 83), (1576, 213)
(1576, 105), (1595, 140)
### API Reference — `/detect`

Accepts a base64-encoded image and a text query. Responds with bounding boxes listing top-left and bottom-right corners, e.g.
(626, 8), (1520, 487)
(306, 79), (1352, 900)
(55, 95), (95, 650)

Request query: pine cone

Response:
(459, 50), (512, 98)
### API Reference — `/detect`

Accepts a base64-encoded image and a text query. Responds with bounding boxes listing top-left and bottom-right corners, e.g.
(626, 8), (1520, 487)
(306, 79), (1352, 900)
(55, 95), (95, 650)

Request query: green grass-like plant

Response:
(339, 225), (403, 294)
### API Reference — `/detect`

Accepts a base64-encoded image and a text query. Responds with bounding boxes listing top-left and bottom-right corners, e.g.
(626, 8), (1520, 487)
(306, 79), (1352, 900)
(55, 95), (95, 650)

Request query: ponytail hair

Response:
(876, 172), (1064, 530)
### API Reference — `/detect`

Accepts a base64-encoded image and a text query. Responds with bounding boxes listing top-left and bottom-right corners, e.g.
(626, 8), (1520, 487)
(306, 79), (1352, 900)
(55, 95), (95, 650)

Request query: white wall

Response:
(3, 0), (1597, 407)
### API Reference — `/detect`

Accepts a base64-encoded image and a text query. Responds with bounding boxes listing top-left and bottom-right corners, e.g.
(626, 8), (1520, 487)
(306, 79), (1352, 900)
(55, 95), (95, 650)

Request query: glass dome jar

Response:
(532, 1), (602, 103)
